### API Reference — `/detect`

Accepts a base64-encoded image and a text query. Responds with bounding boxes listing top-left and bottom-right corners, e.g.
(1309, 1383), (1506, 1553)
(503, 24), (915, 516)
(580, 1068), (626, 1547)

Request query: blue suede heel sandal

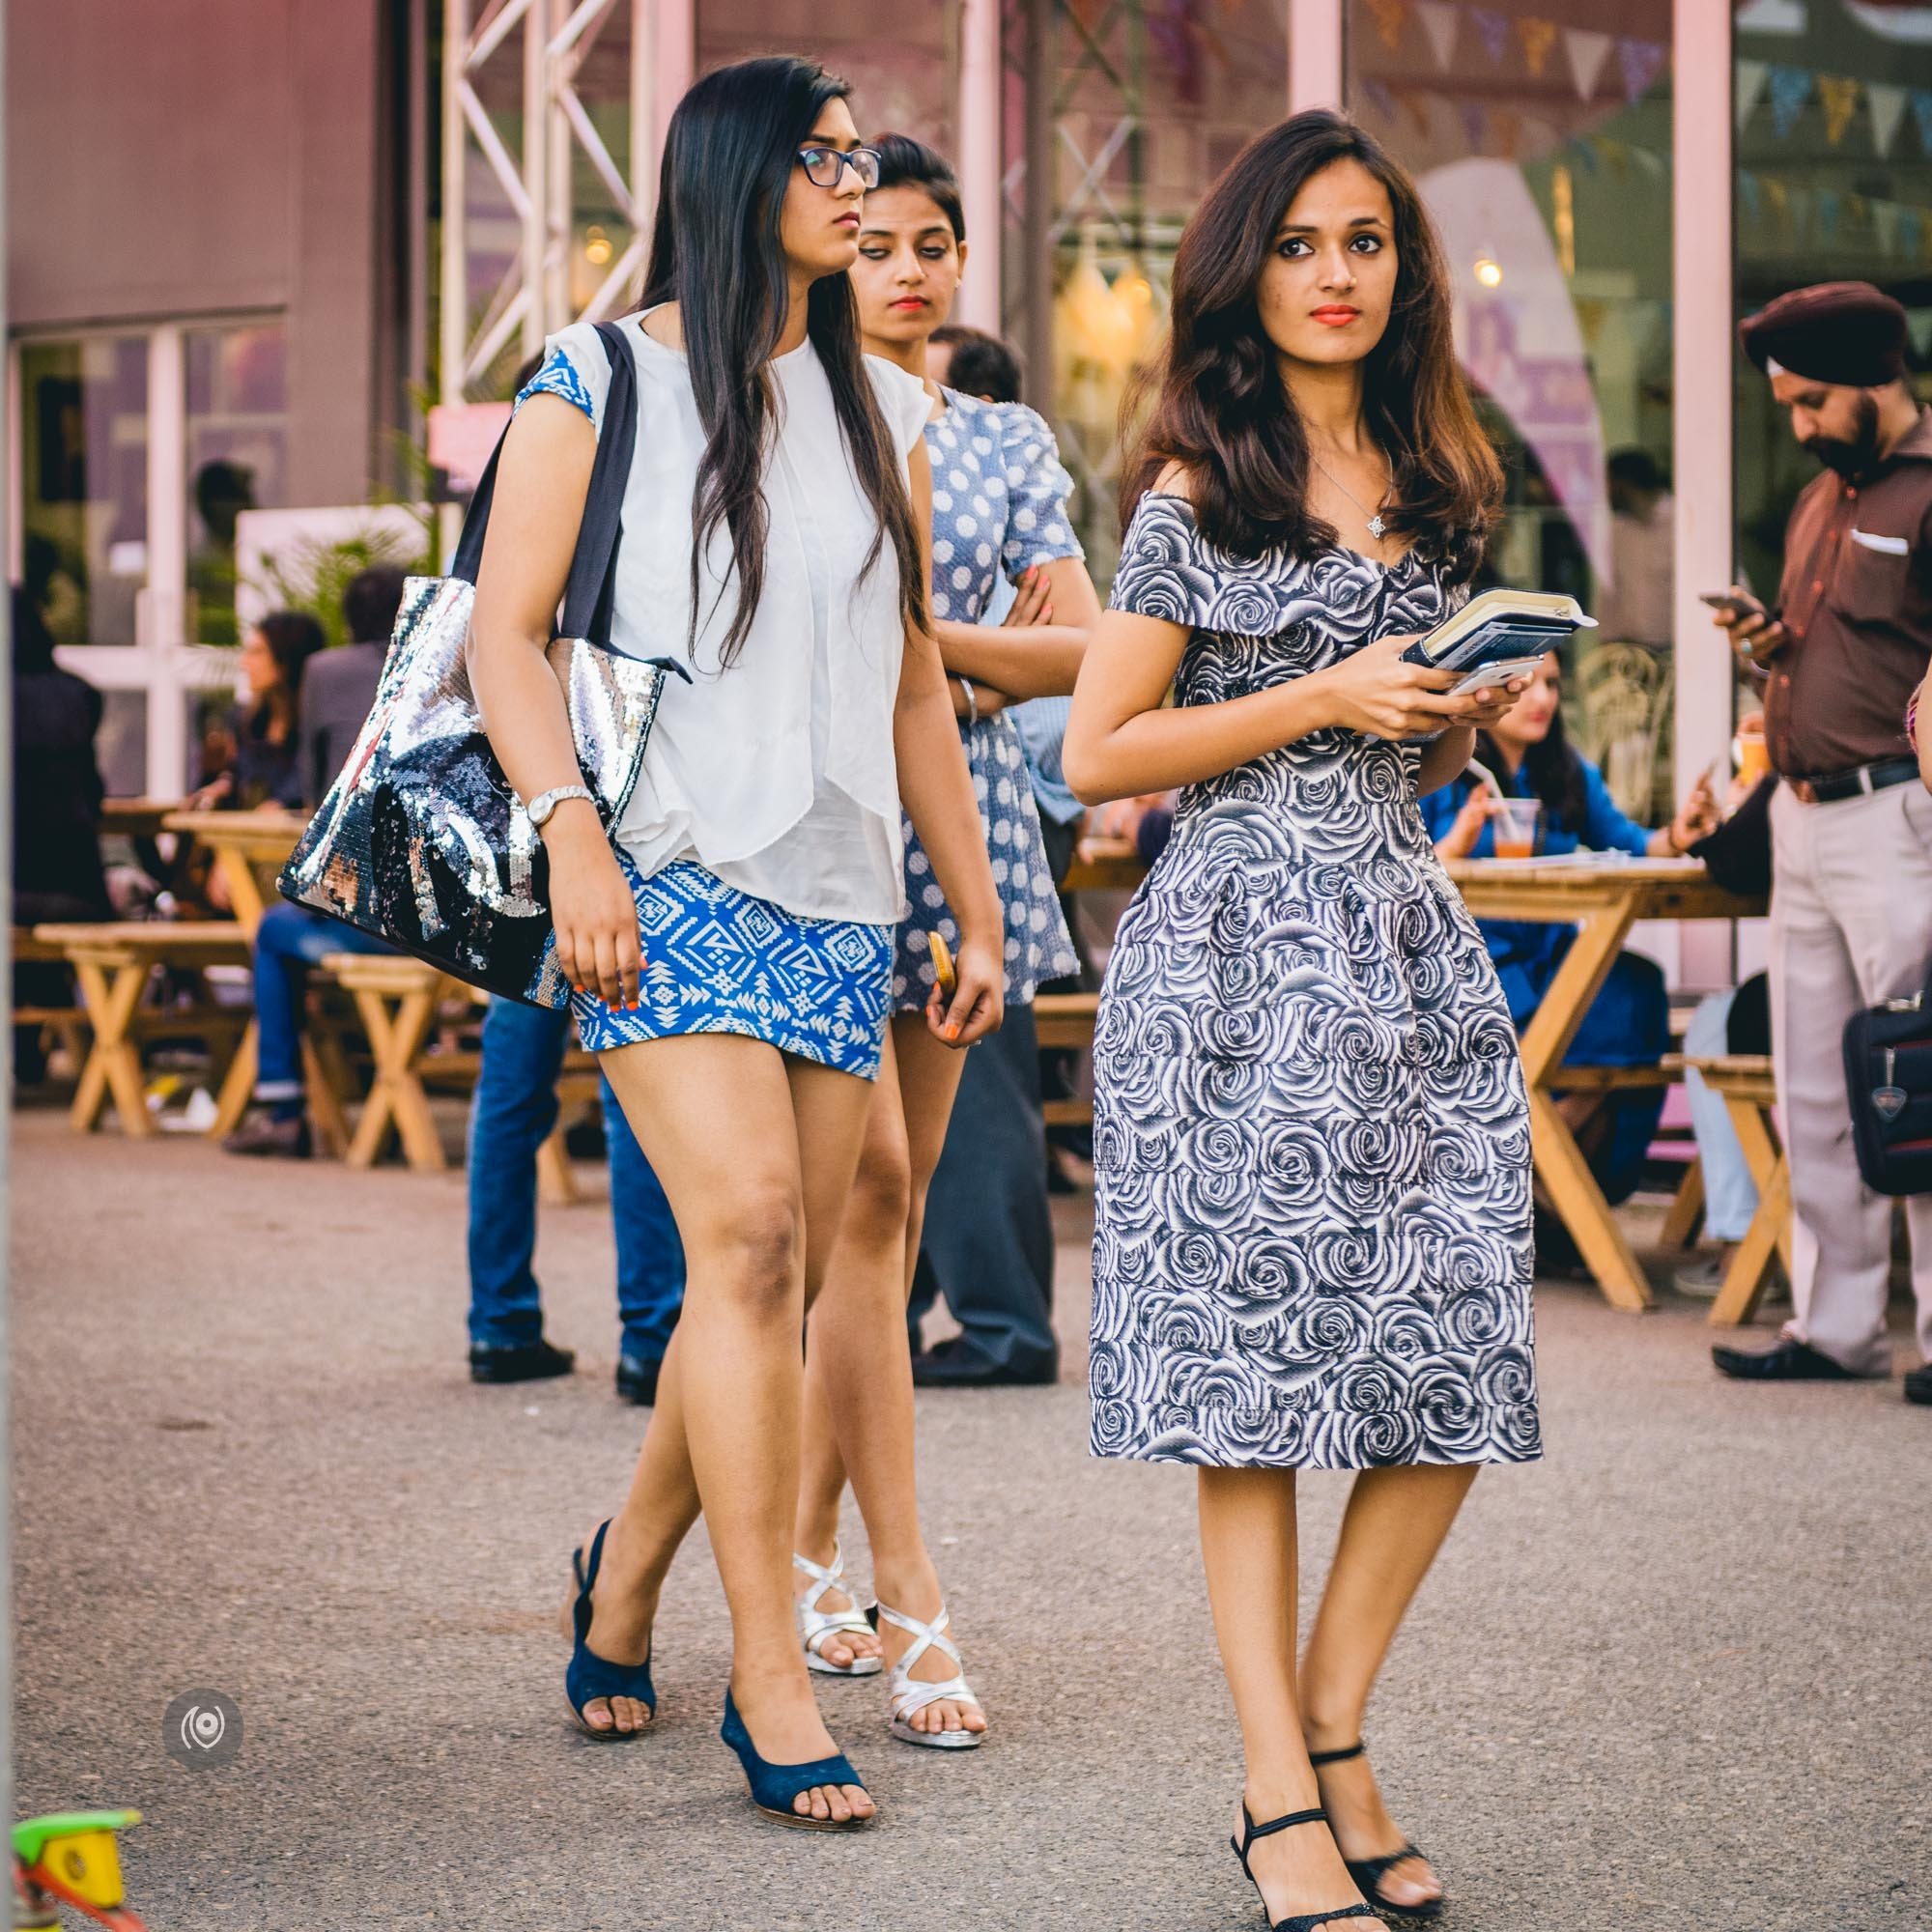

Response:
(564, 1520), (656, 1739)
(721, 1690), (875, 1831)
(1231, 1804), (1382, 1932)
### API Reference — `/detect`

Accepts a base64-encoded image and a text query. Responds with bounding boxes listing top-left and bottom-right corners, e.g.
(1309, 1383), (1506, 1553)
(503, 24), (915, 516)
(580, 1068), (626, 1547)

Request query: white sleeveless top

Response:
(528, 313), (932, 923)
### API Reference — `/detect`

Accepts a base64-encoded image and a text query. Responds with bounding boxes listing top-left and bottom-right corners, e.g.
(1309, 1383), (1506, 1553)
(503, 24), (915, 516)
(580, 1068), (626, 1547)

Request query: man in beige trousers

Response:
(1712, 282), (1932, 1406)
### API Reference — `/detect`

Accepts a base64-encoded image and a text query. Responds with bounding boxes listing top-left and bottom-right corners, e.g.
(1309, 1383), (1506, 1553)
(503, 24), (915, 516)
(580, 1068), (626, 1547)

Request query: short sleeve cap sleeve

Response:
(513, 321), (611, 432)
(1108, 493), (1219, 628)
(865, 355), (933, 462)
(998, 404), (1084, 575)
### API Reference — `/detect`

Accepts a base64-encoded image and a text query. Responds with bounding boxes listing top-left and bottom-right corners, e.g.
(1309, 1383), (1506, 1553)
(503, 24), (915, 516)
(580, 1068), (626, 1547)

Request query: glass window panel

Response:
(1003, 1), (1293, 584)
(1347, 0), (1676, 821)
(18, 335), (149, 648)
(696, 2), (957, 156)
(95, 688), (150, 797)
(1735, 3), (1932, 628)
(186, 321), (288, 647)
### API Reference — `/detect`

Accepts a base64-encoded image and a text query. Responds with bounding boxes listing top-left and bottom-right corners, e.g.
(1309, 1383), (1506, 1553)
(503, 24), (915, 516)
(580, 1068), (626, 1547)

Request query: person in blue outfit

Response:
(464, 998), (686, 1401)
(1421, 651), (1718, 1211)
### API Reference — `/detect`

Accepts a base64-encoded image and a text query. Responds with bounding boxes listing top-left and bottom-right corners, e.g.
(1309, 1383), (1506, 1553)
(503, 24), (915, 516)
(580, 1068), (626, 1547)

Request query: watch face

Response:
(529, 795), (553, 827)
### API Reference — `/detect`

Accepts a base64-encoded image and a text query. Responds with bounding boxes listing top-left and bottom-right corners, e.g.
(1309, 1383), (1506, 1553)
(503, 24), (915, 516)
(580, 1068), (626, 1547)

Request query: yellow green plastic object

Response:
(12, 1811), (141, 1869)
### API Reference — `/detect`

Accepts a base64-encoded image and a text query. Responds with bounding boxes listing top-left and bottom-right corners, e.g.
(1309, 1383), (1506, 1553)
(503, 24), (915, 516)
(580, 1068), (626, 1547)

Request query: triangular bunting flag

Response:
(1785, 184), (1811, 241)
(1763, 177), (1789, 219)
(1601, 138), (1631, 180)
(1874, 199), (1902, 255)
(1768, 66), (1811, 139)
(1867, 82), (1908, 156)
(1359, 76), (1397, 123)
(1818, 75), (1861, 147)
(1617, 37), (1668, 105)
(1739, 171), (1763, 220)
(1569, 136), (1599, 173)
(1415, 0), (1459, 71)
(1815, 186), (1843, 237)
(1911, 90), (1932, 156)
(1461, 99), (1489, 153)
(1565, 29), (1613, 102)
(1365, 0), (1408, 51)
(1631, 144), (1666, 180)
(1469, 8), (1510, 65)
(1517, 16), (1558, 77)
(1735, 60), (1769, 134)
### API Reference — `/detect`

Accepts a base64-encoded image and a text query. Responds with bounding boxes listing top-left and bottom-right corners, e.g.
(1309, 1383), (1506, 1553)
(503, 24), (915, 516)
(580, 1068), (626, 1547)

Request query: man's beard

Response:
(1805, 393), (1882, 479)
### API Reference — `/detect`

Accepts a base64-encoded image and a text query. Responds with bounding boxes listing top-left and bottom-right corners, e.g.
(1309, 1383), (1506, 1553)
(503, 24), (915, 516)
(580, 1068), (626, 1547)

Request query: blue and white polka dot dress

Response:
(894, 390), (1085, 1011)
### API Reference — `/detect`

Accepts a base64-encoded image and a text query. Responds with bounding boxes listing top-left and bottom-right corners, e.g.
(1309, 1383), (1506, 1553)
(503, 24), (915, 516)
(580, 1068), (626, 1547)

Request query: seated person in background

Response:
(1422, 651), (1718, 1216)
(222, 571), (406, 1157)
(14, 585), (110, 1083)
(190, 611), (326, 812)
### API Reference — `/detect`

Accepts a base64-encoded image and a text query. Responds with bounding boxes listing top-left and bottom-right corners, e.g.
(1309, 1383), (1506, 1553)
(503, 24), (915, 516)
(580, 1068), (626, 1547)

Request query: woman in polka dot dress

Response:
(786, 132), (1102, 1738)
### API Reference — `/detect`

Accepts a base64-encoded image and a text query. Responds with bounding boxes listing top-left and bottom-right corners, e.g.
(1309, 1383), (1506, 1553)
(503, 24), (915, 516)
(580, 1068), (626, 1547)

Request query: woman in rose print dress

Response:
(1065, 112), (1537, 1930)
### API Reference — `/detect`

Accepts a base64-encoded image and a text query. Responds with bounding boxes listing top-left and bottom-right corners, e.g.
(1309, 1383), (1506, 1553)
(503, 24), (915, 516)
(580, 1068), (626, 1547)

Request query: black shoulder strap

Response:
(447, 320), (639, 648)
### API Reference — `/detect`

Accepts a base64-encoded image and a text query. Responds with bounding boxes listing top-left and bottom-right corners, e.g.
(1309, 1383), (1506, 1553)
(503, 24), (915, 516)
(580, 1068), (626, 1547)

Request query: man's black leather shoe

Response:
(615, 1358), (662, 1406)
(911, 1337), (1057, 1388)
(1904, 1364), (1931, 1406)
(469, 1338), (576, 1384)
(1711, 1337), (1857, 1381)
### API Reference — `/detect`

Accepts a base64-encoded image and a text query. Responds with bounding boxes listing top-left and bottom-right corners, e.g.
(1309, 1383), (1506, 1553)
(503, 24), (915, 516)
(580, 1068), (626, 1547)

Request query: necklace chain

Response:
(1310, 451), (1393, 542)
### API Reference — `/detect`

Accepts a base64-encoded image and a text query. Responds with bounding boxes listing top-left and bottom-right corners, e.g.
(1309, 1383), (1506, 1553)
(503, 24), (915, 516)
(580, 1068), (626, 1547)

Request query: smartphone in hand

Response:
(1699, 590), (1765, 624)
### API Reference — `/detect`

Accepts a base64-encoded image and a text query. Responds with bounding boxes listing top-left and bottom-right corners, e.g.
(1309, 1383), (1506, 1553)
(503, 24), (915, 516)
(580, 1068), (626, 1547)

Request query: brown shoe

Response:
(222, 1113), (311, 1158)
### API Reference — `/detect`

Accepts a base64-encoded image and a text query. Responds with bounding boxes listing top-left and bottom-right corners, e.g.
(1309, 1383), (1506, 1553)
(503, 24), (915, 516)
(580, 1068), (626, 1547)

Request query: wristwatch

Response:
(526, 783), (597, 829)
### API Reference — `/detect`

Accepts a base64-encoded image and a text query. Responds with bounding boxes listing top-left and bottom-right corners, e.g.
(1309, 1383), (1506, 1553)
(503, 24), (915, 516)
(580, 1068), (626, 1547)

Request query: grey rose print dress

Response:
(1088, 494), (1540, 1471)
(893, 390), (1081, 1010)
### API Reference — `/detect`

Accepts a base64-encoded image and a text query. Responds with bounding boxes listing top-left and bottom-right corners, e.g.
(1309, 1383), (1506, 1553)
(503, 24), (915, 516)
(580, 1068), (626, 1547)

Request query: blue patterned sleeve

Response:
(999, 405), (1084, 578)
(511, 325), (607, 429)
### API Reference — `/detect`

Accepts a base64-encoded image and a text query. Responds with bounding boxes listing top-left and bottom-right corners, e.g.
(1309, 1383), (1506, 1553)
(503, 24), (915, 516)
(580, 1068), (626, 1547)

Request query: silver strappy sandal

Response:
(875, 1600), (984, 1749)
(793, 1543), (882, 1678)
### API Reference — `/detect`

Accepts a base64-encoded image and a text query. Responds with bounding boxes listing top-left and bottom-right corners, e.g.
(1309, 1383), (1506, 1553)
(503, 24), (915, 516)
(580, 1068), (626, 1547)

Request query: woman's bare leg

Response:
(578, 1033), (875, 1820)
(793, 1020), (981, 1732)
(1198, 1467), (1364, 1926)
(1298, 1463), (1480, 1910)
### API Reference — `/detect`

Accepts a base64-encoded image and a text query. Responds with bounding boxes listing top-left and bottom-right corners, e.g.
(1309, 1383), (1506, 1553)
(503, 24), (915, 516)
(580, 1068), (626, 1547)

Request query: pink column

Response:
(655, 0), (695, 157)
(1671, 0), (1737, 988)
(1288, 0), (1345, 115)
(956, 0), (1003, 330)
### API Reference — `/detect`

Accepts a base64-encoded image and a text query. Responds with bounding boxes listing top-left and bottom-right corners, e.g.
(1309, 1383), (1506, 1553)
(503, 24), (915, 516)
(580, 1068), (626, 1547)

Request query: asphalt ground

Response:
(10, 1101), (1929, 1931)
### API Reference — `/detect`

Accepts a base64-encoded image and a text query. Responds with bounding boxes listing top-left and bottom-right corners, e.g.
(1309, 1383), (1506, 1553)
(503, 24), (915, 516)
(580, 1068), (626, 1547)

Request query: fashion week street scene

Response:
(8, 3), (1932, 1929)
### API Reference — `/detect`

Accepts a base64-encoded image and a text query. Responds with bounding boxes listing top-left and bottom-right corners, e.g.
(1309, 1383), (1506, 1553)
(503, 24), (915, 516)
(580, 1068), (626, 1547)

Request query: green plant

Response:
(245, 521), (431, 652)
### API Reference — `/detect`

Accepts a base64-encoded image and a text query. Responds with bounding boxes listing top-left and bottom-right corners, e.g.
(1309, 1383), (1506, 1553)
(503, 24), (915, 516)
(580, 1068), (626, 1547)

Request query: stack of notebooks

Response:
(1399, 589), (1596, 694)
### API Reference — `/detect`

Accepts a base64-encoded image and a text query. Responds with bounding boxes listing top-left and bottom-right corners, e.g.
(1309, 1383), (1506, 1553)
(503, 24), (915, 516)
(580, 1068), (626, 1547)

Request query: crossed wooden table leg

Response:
(326, 954), (452, 1171)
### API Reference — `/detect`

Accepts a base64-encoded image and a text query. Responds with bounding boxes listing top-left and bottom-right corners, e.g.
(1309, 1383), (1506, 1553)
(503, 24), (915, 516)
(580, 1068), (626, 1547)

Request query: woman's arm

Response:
(937, 556), (1102, 697)
(469, 394), (641, 1010)
(1417, 724), (1478, 798)
(1064, 619), (1524, 807)
(895, 441), (1005, 1043)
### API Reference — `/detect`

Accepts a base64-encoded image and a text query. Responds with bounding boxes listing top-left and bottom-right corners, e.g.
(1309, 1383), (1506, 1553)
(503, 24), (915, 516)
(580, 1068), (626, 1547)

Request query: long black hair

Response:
(1474, 708), (1588, 831)
(640, 56), (926, 666)
(1124, 110), (1501, 581)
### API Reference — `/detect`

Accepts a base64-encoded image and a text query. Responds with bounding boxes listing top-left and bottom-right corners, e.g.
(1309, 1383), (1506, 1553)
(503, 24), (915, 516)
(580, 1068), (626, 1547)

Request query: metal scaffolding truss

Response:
(439, 0), (654, 407)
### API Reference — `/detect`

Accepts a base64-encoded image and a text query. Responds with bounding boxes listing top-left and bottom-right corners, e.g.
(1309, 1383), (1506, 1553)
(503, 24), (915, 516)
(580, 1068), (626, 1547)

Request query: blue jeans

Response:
(1682, 988), (1760, 1243)
(466, 996), (684, 1369)
(251, 903), (391, 1101)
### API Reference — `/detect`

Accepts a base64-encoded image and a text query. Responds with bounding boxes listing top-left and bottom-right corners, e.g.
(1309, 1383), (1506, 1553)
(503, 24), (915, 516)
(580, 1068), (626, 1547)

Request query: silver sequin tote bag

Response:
(278, 320), (688, 1007)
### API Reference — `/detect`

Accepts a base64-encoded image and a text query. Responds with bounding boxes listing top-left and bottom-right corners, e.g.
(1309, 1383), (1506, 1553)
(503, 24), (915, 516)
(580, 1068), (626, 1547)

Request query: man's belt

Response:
(1786, 755), (1921, 806)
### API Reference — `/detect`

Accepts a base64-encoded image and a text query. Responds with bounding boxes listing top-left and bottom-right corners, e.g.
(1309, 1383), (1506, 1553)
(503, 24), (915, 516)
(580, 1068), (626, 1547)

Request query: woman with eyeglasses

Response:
(784, 131), (1100, 1744)
(467, 56), (1002, 1832)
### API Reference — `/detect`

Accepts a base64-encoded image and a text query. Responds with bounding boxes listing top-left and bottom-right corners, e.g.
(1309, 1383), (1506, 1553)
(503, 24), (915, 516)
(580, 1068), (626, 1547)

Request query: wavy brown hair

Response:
(1122, 110), (1500, 581)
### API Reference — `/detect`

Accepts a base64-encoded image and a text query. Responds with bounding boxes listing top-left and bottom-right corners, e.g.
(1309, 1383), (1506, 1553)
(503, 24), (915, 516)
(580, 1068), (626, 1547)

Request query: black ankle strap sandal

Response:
(1230, 1803), (1383, 1932)
(1308, 1743), (1441, 1920)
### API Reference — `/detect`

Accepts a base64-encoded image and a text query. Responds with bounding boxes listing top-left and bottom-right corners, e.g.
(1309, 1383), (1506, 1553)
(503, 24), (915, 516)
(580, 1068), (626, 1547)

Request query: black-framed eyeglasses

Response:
(797, 145), (882, 191)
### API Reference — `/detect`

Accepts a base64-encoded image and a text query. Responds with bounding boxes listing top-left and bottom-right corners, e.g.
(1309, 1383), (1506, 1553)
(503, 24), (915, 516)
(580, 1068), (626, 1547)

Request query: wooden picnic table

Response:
(162, 810), (307, 1136)
(1445, 855), (1768, 1314)
(99, 797), (182, 840)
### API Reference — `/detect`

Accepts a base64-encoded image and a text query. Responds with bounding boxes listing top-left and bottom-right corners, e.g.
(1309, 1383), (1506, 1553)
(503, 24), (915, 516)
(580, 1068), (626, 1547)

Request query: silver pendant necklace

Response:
(1311, 452), (1393, 541)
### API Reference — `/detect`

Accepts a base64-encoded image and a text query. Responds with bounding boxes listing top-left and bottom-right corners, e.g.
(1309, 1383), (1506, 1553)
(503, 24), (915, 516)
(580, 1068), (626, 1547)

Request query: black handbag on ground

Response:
(1843, 959), (1932, 1196)
(278, 320), (688, 1007)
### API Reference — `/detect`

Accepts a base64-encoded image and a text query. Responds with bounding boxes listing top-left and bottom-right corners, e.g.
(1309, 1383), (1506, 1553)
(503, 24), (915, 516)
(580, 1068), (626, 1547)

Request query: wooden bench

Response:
(12, 928), (90, 1077)
(34, 923), (251, 1137)
(1035, 991), (1100, 1127)
(1684, 1054), (1790, 1326)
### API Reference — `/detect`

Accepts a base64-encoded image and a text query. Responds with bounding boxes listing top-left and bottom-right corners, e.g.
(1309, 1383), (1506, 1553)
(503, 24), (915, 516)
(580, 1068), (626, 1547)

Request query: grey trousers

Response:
(909, 1001), (1059, 1374)
(1769, 780), (1932, 1373)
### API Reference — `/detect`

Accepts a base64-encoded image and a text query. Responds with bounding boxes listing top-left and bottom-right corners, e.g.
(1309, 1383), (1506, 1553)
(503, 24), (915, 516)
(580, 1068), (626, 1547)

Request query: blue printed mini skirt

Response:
(572, 856), (895, 1079)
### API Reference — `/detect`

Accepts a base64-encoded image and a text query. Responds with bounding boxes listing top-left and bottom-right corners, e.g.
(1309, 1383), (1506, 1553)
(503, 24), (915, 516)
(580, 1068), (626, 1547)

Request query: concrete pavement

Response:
(10, 1105), (1929, 1930)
